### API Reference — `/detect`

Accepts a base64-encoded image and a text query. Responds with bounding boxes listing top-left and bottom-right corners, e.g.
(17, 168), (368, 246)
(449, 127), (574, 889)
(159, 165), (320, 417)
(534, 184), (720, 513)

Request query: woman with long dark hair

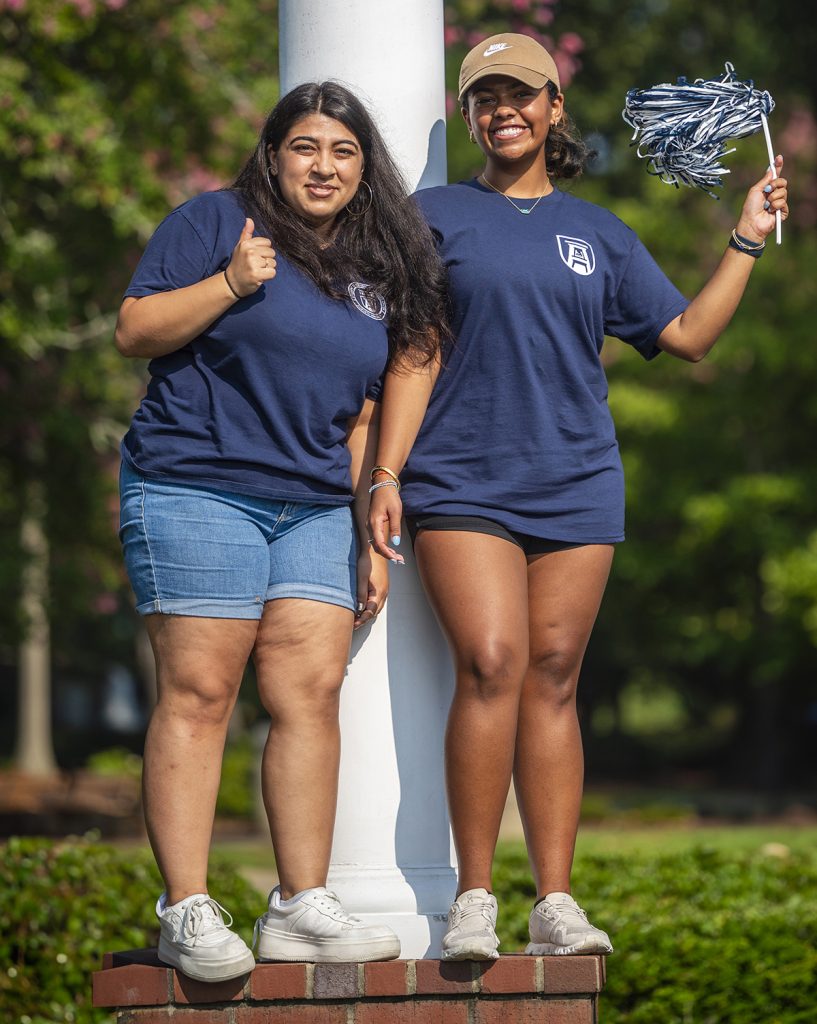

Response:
(369, 34), (788, 960)
(116, 81), (445, 979)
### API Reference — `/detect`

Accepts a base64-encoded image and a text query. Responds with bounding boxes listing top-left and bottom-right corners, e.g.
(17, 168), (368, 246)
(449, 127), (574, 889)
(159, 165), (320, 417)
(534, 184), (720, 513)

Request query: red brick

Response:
(119, 1012), (229, 1024)
(477, 955), (538, 994)
(173, 970), (248, 1004)
(414, 959), (475, 995)
(356, 1000), (469, 1024)
(541, 957), (604, 994)
(363, 959), (410, 997)
(106, 948), (166, 968)
(312, 961), (360, 998)
(92, 964), (170, 1007)
(249, 963), (309, 1000)
(476, 997), (594, 1024)
(117, 1013), (170, 1024)
(236, 1006), (346, 1024)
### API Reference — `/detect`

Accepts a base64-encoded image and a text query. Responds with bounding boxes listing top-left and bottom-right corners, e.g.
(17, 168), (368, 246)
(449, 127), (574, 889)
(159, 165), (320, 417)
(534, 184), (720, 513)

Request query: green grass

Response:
(198, 824), (817, 883)
(574, 823), (817, 856)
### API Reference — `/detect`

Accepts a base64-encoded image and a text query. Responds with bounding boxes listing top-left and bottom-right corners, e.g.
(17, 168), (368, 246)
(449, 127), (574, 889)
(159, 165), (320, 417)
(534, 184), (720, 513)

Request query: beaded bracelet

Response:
(370, 465), (401, 489)
(368, 480), (400, 495)
(728, 229), (765, 258)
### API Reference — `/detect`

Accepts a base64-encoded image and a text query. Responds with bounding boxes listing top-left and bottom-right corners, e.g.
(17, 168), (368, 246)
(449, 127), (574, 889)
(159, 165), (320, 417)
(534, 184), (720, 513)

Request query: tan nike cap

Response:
(458, 32), (560, 103)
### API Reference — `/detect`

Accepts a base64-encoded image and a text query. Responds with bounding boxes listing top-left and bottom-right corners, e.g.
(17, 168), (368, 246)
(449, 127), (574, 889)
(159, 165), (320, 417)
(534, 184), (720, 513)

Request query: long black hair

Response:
(231, 82), (446, 365)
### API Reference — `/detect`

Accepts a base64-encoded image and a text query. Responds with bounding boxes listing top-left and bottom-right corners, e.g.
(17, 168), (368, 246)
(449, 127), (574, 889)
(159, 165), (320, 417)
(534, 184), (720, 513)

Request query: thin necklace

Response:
(479, 173), (551, 215)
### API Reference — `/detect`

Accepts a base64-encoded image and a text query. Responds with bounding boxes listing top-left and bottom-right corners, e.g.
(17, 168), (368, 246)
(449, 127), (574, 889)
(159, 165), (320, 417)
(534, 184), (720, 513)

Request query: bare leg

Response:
(414, 531), (529, 894)
(253, 598), (354, 899)
(514, 545), (614, 896)
(142, 614), (259, 905)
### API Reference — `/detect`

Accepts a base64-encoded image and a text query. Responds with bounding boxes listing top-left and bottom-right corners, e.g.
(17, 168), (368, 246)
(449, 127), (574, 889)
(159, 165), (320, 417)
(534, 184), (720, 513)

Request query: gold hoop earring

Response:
(468, 130), (476, 144)
(346, 180), (373, 218)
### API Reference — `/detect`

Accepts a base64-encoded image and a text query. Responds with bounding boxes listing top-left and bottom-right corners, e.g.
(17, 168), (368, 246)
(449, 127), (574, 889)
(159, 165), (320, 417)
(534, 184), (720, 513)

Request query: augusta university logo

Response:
(557, 235), (596, 276)
(348, 282), (387, 320)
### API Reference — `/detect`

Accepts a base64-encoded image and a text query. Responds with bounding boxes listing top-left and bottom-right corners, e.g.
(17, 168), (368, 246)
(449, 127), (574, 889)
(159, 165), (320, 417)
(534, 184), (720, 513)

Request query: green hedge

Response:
(0, 835), (262, 1024)
(494, 842), (817, 1024)
(4, 837), (816, 1023)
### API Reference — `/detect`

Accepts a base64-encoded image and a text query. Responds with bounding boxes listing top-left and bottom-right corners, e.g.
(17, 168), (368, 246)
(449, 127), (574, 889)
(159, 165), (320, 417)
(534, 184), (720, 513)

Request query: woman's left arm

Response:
(347, 398), (389, 630)
(657, 156), (789, 363)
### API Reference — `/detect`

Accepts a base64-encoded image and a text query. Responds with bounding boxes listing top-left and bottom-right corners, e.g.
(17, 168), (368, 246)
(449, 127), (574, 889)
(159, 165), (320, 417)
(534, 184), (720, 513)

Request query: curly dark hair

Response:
(461, 80), (595, 180)
(230, 82), (446, 366)
(541, 81), (595, 180)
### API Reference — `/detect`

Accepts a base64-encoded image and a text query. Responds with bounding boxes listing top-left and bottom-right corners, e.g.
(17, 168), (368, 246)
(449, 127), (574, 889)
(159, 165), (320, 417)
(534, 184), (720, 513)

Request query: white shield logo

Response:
(348, 282), (387, 320)
(557, 235), (595, 276)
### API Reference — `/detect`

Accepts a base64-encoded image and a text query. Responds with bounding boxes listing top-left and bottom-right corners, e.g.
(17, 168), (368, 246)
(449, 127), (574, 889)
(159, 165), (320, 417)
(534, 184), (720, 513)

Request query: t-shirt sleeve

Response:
(124, 209), (213, 297)
(365, 377), (383, 402)
(604, 236), (689, 361)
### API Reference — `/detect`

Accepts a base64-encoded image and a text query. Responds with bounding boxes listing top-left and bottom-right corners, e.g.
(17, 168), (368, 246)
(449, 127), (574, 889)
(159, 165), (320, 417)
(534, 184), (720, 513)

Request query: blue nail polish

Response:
(763, 200), (771, 210)
(391, 535), (401, 546)
(763, 184), (772, 193)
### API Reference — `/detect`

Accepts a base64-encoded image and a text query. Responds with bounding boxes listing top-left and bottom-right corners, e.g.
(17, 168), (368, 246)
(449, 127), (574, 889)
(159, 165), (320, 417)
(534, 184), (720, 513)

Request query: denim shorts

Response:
(119, 461), (357, 618)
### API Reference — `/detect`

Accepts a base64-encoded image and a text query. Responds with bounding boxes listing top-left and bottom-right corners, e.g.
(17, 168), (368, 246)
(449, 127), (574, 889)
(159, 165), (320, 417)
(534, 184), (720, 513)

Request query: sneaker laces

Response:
(543, 898), (589, 925)
(456, 896), (495, 925)
(310, 890), (361, 924)
(180, 896), (233, 946)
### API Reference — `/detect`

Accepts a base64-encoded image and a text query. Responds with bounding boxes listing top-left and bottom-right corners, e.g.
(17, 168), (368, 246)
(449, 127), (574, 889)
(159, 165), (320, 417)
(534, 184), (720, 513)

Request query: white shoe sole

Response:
(158, 937), (256, 981)
(257, 930), (400, 963)
(525, 938), (613, 956)
(441, 943), (499, 961)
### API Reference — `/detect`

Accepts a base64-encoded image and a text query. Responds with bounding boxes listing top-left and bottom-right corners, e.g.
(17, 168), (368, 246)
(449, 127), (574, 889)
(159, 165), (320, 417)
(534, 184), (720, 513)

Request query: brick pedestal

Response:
(93, 949), (606, 1023)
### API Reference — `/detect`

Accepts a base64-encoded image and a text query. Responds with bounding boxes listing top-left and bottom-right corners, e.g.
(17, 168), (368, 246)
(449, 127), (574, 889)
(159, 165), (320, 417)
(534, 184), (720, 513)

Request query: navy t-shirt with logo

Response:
(402, 180), (689, 542)
(121, 190), (388, 505)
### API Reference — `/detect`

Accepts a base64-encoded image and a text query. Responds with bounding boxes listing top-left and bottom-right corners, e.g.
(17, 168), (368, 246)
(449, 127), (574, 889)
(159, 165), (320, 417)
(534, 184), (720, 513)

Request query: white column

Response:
(278, 0), (455, 958)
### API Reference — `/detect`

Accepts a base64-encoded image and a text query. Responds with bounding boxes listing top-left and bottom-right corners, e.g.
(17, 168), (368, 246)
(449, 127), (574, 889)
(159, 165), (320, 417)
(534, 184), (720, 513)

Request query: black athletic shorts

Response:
(405, 514), (586, 557)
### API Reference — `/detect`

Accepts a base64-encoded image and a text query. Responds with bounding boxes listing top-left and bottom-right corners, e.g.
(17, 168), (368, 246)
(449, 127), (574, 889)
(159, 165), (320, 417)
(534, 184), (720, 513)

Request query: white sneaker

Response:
(254, 886), (400, 963)
(156, 893), (255, 981)
(525, 892), (613, 955)
(441, 888), (500, 961)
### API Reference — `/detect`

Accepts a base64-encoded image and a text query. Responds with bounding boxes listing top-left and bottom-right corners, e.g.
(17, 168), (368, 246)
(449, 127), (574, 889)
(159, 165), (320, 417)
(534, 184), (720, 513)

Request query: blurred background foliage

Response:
(1, 0), (816, 801)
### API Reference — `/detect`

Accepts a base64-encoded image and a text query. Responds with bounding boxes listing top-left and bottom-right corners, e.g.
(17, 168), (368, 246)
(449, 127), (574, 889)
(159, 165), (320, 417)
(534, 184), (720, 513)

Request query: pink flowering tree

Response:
(0, 0), (277, 772)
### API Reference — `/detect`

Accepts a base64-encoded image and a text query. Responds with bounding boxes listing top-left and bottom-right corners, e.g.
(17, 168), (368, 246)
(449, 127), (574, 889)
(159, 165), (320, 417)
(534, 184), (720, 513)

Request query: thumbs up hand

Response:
(224, 218), (277, 298)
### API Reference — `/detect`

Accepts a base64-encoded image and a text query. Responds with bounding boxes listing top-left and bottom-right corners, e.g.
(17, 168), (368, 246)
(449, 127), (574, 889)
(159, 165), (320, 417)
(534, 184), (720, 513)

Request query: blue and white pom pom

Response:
(623, 62), (780, 241)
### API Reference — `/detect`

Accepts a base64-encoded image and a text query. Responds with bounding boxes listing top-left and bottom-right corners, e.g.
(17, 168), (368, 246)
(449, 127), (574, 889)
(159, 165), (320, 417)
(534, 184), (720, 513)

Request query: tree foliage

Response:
(0, 0), (277, 682)
(441, 0), (817, 790)
(2, 0), (816, 787)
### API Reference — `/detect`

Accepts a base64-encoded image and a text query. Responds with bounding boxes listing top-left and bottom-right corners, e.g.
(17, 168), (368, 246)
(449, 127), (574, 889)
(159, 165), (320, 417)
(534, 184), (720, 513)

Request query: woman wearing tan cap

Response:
(369, 33), (788, 959)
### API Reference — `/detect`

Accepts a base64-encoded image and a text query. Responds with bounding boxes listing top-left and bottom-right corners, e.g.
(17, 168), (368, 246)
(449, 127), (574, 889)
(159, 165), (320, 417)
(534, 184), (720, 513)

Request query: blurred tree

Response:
(442, 0), (817, 790)
(2, 0), (815, 790)
(0, 0), (278, 769)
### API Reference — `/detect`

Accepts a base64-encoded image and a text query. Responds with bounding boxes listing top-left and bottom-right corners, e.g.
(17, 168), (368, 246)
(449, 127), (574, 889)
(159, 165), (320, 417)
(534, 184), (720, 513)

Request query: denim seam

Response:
(265, 582), (355, 611)
(139, 475), (162, 613)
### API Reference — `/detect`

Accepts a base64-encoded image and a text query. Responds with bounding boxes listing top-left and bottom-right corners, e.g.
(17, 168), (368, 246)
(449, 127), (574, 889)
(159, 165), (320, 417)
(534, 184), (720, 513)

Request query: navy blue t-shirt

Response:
(121, 190), (388, 505)
(402, 180), (689, 542)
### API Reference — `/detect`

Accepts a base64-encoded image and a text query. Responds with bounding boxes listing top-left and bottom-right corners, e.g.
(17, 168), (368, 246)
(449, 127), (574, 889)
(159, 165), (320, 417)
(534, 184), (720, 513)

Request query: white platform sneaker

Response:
(441, 888), (500, 961)
(525, 892), (613, 955)
(254, 886), (401, 963)
(156, 893), (255, 981)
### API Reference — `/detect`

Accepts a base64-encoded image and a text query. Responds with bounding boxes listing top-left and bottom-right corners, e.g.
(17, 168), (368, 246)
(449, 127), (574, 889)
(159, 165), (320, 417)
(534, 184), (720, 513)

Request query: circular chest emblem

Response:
(348, 282), (387, 321)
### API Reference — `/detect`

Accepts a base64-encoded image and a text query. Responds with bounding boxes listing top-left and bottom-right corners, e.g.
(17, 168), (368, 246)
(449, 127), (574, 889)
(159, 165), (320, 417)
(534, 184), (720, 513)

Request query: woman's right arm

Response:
(367, 353), (440, 562)
(114, 217), (277, 359)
